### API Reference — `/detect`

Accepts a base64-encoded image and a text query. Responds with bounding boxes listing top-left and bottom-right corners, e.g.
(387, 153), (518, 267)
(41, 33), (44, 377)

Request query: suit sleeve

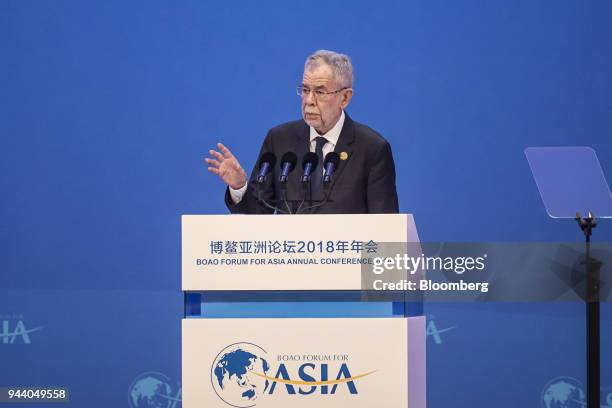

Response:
(366, 141), (399, 214)
(224, 131), (276, 214)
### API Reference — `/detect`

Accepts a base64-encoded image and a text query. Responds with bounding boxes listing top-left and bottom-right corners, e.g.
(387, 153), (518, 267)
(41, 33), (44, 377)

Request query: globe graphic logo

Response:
(604, 388), (612, 408)
(211, 342), (271, 408)
(128, 372), (181, 408)
(541, 377), (586, 408)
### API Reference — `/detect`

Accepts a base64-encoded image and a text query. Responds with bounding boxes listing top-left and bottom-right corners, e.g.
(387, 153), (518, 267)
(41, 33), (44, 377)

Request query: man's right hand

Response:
(205, 143), (247, 190)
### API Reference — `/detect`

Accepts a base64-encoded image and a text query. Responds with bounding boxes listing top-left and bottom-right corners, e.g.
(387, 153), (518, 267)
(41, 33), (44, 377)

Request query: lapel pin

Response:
(340, 151), (349, 161)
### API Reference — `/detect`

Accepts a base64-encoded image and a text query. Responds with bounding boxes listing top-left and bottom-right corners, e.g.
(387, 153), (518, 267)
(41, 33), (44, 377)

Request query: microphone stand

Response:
(254, 181), (287, 214)
(295, 183), (308, 215)
(279, 183), (292, 214)
(297, 183), (332, 214)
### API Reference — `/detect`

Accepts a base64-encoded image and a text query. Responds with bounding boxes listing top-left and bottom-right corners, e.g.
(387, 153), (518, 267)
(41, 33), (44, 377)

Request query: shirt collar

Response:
(309, 110), (345, 146)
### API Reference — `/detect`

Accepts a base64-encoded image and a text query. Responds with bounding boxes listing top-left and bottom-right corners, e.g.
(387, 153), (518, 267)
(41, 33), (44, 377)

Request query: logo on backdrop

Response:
(541, 377), (585, 408)
(602, 386), (612, 408)
(426, 314), (456, 345)
(0, 314), (43, 345)
(541, 377), (612, 407)
(211, 342), (376, 407)
(128, 371), (182, 408)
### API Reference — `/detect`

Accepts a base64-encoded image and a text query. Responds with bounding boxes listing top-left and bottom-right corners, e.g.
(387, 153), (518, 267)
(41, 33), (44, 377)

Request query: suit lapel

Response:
(286, 121), (310, 204)
(294, 120), (310, 164)
(328, 113), (355, 192)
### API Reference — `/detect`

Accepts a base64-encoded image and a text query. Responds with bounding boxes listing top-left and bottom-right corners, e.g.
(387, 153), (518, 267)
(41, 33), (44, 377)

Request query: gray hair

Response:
(304, 50), (354, 88)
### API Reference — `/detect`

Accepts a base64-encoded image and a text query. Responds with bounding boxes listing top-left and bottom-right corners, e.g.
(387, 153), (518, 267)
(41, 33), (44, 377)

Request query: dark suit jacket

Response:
(225, 113), (399, 214)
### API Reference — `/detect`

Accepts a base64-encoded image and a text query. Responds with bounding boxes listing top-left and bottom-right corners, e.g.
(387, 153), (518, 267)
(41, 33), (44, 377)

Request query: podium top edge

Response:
(181, 213), (413, 217)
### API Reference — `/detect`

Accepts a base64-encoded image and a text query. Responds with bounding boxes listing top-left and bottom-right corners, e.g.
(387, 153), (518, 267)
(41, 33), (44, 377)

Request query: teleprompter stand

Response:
(526, 146), (612, 408)
(576, 211), (600, 408)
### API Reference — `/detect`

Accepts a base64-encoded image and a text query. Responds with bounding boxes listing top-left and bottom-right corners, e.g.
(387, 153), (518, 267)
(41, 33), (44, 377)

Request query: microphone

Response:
(256, 152), (276, 183)
(323, 152), (340, 183)
(300, 152), (319, 183)
(279, 152), (297, 183)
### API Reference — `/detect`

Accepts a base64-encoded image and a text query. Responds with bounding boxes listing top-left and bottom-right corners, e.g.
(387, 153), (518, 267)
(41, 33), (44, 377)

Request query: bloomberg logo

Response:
(0, 315), (43, 345)
(211, 342), (376, 407)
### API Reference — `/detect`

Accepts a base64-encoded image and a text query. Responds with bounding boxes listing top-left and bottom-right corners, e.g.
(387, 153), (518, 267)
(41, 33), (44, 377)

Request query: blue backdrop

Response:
(1, 1), (611, 406)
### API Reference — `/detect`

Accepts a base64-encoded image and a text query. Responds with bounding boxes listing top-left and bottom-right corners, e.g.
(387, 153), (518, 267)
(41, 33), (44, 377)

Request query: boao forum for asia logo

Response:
(128, 372), (182, 408)
(211, 342), (377, 408)
(541, 377), (612, 408)
(0, 315), (43, 345)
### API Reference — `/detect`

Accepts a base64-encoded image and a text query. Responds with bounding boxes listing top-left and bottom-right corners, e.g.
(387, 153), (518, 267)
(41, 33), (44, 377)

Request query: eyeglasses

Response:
(296, 85), (348, 99)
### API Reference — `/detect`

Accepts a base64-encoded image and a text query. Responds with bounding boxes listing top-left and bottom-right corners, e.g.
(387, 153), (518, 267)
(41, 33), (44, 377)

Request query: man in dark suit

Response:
(206, 50), (399, 214)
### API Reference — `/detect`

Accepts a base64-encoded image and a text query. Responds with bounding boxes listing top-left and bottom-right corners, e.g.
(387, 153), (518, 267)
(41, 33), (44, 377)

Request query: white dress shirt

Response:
(229, 111), (345, 204)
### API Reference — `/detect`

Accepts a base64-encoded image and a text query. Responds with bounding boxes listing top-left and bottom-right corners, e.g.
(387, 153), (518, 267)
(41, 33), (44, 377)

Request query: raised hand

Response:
(205, 143), (248, 190)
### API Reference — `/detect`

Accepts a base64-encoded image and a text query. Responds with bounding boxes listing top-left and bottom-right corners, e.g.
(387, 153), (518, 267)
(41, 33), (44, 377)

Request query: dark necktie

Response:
(311, 136), (328, 200)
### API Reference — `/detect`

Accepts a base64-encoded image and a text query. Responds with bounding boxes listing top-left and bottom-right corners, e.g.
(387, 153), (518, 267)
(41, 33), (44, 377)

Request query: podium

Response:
(182, 214), (426, 408)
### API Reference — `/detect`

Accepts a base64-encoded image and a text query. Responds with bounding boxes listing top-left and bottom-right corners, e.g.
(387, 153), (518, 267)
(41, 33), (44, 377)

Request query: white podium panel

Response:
(182, 214), (419, 291)
(182, 317), (412, 408)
